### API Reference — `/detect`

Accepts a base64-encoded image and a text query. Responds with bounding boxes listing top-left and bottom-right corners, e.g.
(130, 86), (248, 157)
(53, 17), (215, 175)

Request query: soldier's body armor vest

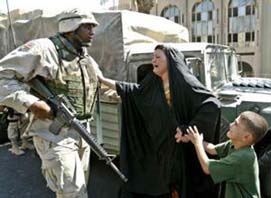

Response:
(46, 34), (98, 120)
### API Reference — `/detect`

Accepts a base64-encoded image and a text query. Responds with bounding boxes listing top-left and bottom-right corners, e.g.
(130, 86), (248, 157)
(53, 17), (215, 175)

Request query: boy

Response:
(175, 111), (268, 198)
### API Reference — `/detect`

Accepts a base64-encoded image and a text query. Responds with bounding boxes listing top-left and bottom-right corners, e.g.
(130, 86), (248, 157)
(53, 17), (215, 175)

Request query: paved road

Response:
(0, 143), (54, 198)
(0, 142), (124, 198)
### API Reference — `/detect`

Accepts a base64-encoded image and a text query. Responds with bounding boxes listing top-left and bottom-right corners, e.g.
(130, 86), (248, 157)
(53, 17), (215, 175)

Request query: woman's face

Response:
(152, 49), (168, 77)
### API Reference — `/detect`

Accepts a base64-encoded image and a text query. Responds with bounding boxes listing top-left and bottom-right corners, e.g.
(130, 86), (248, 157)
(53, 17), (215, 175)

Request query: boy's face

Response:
(227, 116), (250, 142)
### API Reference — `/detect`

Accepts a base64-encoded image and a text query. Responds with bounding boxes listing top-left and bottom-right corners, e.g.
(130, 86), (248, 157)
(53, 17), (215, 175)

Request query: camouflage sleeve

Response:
(0, 78), (39, 113)
(0, 40), (49, 113)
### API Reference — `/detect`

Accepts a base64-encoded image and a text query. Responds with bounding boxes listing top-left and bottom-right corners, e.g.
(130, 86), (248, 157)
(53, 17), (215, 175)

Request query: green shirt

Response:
(208, 140), (261, 198)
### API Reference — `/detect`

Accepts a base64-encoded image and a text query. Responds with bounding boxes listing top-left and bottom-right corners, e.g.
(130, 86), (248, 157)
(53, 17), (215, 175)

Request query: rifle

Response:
(28, 77), (128, 182)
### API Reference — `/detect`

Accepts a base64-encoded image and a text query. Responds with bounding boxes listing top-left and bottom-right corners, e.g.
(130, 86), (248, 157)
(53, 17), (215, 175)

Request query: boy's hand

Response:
(185, 126), (203, 146)
(175, 127), (190, 143)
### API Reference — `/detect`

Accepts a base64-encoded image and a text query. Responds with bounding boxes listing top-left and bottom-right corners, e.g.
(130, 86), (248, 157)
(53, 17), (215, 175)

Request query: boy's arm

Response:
(195, 141), (210, 174)
(175, 127), (217, 156)
(186, 126), (211, 174)
(203, 141), (217, 155)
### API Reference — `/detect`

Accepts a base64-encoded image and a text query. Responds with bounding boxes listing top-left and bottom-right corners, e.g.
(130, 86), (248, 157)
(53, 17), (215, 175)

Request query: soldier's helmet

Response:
(58, 8), (99, 33)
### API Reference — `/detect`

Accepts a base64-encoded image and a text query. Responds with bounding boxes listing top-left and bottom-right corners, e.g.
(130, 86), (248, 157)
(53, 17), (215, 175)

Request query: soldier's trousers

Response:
(33, 135), (90, 198)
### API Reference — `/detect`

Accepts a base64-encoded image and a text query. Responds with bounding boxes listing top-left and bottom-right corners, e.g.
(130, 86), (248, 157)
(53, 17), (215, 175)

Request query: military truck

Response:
(0, 10), (189, 144)
(0, 10), (271, 153)
(91, 40), (271, 153)
(85, 12), (271, 154)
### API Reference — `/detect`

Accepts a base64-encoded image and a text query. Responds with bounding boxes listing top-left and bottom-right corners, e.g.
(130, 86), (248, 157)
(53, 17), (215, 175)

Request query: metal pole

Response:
(5, 0), (17, 48)
(155, 0), (158, 16)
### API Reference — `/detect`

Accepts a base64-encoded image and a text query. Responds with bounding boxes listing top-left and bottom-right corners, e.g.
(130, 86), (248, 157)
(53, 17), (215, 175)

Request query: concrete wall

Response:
(260, 0), (271, 77)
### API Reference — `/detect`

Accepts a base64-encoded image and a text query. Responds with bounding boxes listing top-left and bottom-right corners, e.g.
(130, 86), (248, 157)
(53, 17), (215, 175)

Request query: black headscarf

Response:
(116, 45), (220, 197)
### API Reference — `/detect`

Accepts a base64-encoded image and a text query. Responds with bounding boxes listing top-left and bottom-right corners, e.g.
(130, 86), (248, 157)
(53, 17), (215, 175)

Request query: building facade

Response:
(116, 0), (271, 78)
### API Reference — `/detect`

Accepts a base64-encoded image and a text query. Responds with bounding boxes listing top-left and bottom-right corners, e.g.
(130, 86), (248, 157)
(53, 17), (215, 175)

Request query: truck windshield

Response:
(226, 51), (239, 81)
(185, 57), (205, 85)
(206, 51), (227, 90)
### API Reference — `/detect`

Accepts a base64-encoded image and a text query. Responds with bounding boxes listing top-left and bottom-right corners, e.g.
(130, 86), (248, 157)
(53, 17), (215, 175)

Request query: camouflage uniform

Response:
(7, 109), (24, 155)
(7, 109), (33, 155)
(0, 9), (100, 198)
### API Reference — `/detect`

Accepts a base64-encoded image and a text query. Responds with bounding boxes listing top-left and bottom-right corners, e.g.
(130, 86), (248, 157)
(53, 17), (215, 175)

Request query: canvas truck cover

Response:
(0, 10), (189, 80)
(89, 11), (188, 80)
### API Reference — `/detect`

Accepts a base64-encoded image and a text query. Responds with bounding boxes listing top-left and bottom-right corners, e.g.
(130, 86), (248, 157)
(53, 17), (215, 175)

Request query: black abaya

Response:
(116, 45), (221, 198)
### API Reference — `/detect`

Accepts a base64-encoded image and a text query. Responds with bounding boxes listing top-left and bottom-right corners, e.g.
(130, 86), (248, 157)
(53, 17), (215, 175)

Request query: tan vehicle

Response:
(1, 10), (271, 198)
(87, 12), (271, 153)
(0, 10), (189, 145)
(1, 10), (271, 154)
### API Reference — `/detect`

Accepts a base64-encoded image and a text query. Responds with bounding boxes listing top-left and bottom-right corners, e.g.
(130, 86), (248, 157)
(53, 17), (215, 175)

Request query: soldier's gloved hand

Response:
(29, 100), (54, 120)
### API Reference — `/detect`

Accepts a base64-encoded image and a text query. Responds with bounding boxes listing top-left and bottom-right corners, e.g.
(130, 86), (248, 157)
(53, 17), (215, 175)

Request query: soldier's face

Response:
(75, 23), (95, 45)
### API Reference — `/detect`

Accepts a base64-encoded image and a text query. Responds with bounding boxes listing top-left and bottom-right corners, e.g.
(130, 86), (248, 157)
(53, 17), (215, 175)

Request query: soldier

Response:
(0, 8), (101, 198)
(7, 108), (33, 155)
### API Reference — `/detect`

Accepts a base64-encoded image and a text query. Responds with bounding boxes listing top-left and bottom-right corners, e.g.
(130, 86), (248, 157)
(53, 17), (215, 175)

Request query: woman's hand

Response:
(97, 75), (117, 90)
(175, 127), (190, 143)
(97, 69), (105, 82)
(29, 100), (54, 120)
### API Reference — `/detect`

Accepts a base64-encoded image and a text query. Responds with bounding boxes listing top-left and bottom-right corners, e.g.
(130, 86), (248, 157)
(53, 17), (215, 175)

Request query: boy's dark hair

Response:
(239, 111), (268, 144)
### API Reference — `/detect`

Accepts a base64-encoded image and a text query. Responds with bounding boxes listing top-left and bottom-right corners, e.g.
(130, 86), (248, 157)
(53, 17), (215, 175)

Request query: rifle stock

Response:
(28, 78), (128, 182)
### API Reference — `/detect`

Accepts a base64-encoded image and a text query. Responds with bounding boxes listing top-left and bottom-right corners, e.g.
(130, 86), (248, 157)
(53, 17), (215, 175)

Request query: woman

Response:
(255, 129), (271, 198)
(99, 44), (221, 198)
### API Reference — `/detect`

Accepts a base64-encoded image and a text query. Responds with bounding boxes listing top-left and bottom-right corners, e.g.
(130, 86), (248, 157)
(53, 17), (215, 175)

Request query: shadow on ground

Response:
(0, 143), (54, 198)
(0, 142), (127, 198)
